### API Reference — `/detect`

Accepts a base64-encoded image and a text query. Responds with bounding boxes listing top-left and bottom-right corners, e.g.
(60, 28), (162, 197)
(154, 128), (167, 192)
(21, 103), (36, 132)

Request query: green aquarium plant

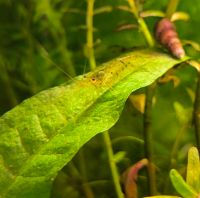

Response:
(0, 50), (187, 198)
(146, 147), (200, 198)
(0, 0), (199, 197)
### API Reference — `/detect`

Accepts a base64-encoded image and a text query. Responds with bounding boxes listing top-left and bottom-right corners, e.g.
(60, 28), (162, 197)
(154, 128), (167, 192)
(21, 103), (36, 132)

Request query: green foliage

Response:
(0, 0), (199, 197)
(148, 147), (200, 198)
(186, 147), (200, 192)
(0, 50), (185, 198)
(170, 169), (197, 198)
(170, 147), (200, 198)
(146, 196), (181, 198)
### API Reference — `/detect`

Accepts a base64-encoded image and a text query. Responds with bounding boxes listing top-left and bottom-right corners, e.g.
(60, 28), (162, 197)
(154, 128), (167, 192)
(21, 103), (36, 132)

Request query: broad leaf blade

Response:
(170, 169), (197, 198)
(0, 49), (187, 198)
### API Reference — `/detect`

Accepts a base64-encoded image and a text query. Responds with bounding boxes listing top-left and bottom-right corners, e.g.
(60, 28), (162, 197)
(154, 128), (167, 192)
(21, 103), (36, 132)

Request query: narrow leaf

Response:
(170, 169), (197, 198)
(145, 196), (181, 198)
(186, 147), (200, 192)
(121, 159), (148, 198)
(0, 49), (187, 198)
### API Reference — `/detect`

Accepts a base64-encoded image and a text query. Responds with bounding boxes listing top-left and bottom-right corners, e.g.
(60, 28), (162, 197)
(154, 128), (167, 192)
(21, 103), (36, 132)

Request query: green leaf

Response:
(170, 169), (197, 198)
(113, 151), (126, 163)
(173, 102), (192, 124)
(186, 147), (200, 192)
(145, 196), (181, 198)
(0, 49), (187, 198)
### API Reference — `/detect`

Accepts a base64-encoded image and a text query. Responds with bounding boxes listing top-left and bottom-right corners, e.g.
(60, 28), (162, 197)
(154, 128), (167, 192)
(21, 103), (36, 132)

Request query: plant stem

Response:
(143, 83), (157, 195)
(67, 162), (94, 198)
(127, 0), (138, 18)
(194, 72), (200, 150)
(86, 0), (96, 70)
(166, 0), (180, 19)
(127, 0), (154, 47)
(86, 1), (123, 197)
(138, 18), (155, 47)
(127, 0), (156, 194)
(78, 150), (95, 198)
(103, 131), (124, 198)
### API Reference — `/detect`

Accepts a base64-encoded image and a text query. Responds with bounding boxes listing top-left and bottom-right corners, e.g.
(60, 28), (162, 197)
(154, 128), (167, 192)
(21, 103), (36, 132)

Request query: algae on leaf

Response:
(0, 49), (187, 198)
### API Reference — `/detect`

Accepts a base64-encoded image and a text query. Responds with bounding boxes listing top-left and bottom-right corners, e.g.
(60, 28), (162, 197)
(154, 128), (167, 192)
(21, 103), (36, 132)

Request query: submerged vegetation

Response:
(0, 0), (199, 197)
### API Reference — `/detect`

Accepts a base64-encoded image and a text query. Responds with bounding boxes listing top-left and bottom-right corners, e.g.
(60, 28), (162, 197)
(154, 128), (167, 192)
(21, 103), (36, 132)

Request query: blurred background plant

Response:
(0, 0), (199, 197)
